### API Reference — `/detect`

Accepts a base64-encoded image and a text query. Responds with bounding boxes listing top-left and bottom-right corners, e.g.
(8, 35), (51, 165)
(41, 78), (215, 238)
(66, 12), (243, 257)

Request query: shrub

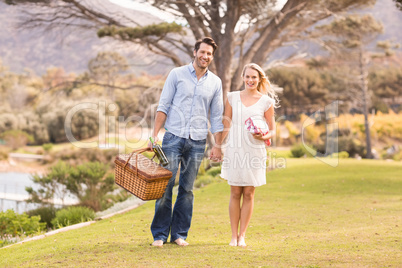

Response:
(0, 210), (46, 247)
(0, 147), (9, 160)
(285, 121), (301, 143)
(290, 144), (306, 158)
(314, 136), (365, 158)
(51, 206), (95, 228)
(26, 206), (58, 230)
(0, 113), (18, 133)
(38, 100), (98, 143)
(0, 129), (34, 150)
(0, 112), (49, 145)
(26, 161), (115, 212)
(42, 143), (53, 153)
(195, 174), (219, 188)
(330, 151), (350, 159)
(50, 148), (118, 166)
(17, 111), (49, 145)
(206, 166), (221, 177)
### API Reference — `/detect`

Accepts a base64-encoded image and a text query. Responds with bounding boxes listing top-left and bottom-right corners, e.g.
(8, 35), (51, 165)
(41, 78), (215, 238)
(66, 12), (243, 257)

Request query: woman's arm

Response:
(253, 105), (275, 141)
(221, 98), (233, 143)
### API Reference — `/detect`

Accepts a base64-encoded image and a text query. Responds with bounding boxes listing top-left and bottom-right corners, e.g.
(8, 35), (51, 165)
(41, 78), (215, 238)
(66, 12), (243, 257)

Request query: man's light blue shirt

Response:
(157, 62), (224, 140)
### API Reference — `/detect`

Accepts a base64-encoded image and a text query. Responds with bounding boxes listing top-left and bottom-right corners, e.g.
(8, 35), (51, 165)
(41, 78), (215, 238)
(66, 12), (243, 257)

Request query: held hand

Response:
(252, 133), (264, 141)
(148, 136), (159, 150)
(209, 146), (223, 162)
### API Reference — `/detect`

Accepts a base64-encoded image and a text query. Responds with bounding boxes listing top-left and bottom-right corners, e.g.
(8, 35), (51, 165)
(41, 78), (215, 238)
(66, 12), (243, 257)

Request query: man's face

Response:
(193, 43), (214, 70)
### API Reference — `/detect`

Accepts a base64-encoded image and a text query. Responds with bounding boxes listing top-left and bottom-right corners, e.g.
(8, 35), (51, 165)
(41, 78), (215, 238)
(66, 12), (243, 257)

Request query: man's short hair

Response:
(194, 37), (218, 55)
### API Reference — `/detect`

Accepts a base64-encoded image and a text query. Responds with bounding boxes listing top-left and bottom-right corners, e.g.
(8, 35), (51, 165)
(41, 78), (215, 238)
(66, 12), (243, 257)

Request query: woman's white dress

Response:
(220, 91), (273, 187)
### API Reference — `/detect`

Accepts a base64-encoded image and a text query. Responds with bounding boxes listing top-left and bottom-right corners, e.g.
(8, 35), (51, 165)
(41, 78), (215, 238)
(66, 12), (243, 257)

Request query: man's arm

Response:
(208, 81), (224, 161)
(149, 69), (177, 148)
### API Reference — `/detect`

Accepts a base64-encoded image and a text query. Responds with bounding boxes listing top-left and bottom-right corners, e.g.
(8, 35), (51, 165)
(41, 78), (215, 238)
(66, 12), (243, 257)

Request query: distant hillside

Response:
(0, 1), (176, 76)
(0, 0), (401, 76)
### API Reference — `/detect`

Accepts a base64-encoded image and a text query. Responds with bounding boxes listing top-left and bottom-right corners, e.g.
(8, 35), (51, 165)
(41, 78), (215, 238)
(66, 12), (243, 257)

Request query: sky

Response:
(108, 0), (176, 22)
(108, 0), (288, 23)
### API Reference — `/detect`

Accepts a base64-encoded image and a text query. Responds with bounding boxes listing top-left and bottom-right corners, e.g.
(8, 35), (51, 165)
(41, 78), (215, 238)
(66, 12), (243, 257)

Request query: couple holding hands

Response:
(148, 37), (278, 247)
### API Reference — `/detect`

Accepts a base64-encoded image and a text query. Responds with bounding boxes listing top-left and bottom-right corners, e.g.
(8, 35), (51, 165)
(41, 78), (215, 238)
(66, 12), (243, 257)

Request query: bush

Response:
(0, 147), (9, 160)
(330, 151), (350, 159)
(0, 130), (34, 150)
(0, 112), (49, 145)
(27, 161), (115, 212)
(50, 148), (118, 166)
(42, 143), (53, 153)
(26, 206), (58, 230)
(41, 100), (99, 143)
(195, 174), (220, 188)
(314, 136), (365, 158)
(51, 206), (95, 229)
(0, 209), (46, 247)
(290, 144), (306, 158)
(206, 166), (221, 177)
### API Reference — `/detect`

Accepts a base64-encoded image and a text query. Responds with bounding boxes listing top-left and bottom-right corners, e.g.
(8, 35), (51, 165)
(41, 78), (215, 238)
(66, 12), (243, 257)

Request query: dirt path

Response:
(0, 160), (47, 174)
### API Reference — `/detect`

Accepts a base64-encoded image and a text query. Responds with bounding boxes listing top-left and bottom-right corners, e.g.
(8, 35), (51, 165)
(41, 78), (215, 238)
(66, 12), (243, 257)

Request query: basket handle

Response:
(124, 147), (152, 168)
(124, 148), (153, 177)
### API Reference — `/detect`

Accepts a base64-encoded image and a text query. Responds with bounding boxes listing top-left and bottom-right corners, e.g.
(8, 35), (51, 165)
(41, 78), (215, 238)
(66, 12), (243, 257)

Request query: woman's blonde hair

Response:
(241, 63), (279, 107)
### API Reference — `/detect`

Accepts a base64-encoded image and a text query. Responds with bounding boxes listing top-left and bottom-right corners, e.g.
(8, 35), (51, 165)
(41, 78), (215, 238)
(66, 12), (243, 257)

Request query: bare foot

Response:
(151, 240), (164, 247)
(229, 238), (237, 246)
(237, 236), (246, 247)
(174, 238), (189, 246)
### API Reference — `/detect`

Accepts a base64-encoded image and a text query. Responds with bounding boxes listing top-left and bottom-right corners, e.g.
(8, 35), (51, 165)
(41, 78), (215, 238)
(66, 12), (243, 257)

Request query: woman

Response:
(220, 63), (278, 247)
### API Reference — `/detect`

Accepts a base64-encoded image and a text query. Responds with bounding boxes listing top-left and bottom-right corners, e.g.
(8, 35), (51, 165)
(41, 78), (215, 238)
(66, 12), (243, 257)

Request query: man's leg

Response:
(170, 138), (206, 244)
(151, 132), (183, 243)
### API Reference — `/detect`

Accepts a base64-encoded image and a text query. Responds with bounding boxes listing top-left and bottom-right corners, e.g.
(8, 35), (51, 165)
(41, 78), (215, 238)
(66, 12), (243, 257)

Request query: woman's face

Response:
(243, 68), (260, 91)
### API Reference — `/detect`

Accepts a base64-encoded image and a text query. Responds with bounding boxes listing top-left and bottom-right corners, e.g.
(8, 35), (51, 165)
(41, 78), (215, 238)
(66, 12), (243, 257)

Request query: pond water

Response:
(0, 172), (38, 213)
(0, 173), (78, 213)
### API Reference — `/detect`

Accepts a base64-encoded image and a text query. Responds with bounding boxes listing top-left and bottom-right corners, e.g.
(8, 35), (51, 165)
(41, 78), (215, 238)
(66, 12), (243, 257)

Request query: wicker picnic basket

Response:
(114, 148), (172, 201)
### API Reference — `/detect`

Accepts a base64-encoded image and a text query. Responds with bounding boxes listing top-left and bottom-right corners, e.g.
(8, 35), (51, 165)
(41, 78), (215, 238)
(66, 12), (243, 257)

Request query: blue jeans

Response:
(151, 132), (206, 242)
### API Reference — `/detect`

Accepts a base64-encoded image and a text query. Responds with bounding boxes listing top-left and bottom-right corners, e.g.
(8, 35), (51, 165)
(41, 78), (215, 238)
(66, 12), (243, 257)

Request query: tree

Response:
(4, 0), (376, 97)
(369, 66), (402, 111)
(269, 67), (330, 116)
(393, 0), (402, 11)
(0, 129), (34, 150)
(88, 51), (129, 100)
(314, 14), (384, 158)
(26, 161), (115, 211)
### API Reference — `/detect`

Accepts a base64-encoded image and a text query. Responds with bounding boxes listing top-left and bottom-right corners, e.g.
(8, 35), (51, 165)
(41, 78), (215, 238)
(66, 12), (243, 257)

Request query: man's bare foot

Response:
(237, 236), (246, 247)
(229, 237), (237, 246)
(151, 240), (164, 247)
(174, 238), (189, 246)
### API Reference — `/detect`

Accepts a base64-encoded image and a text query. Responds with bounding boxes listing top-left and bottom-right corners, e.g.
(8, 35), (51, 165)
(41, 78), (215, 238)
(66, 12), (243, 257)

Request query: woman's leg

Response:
(238, 186), (255, 247)
(229, 186), (243, 246)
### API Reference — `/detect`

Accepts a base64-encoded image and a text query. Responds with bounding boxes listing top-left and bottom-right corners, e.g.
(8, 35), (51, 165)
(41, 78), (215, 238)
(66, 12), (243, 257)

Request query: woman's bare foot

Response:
(229, 237), (237, 246)
(237, 236), (246, 247)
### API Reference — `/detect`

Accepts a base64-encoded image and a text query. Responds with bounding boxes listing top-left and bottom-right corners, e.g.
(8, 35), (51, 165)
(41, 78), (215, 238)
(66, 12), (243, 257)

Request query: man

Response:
(149, 37), (223, 247)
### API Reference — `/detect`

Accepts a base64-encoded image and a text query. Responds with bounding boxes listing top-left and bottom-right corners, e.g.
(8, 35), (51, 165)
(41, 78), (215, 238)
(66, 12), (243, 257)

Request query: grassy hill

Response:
(0, 158), (401, 267)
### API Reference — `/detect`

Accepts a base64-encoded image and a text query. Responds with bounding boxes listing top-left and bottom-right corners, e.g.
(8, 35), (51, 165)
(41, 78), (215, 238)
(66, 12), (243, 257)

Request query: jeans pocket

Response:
(163, 131), (175, 142)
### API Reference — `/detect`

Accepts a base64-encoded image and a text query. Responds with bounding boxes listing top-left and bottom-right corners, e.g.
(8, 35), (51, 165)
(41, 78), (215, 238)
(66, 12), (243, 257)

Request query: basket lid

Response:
(115, 153), (172, 181)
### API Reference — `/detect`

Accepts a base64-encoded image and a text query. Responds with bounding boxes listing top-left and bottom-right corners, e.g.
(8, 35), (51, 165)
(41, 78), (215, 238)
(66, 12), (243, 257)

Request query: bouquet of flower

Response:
(245, 116), (271, 146)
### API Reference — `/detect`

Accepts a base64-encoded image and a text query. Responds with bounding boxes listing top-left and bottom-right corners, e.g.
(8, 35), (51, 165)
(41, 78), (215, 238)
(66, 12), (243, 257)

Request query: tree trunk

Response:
(230, 0), (308, 93)
(359, 47), (373, 159)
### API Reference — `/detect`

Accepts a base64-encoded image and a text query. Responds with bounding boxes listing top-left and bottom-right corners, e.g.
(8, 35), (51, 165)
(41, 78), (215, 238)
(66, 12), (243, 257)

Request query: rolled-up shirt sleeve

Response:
(157, 70), (177, 115)
(209, 81), (224, 134)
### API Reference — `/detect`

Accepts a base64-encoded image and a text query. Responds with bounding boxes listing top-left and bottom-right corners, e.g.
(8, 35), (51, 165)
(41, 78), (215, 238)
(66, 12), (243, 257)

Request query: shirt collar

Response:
(189, 62), (209, 77)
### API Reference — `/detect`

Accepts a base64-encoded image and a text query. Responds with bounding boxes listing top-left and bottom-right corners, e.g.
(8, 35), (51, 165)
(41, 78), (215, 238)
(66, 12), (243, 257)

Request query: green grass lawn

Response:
(1, 158), (401, 267)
